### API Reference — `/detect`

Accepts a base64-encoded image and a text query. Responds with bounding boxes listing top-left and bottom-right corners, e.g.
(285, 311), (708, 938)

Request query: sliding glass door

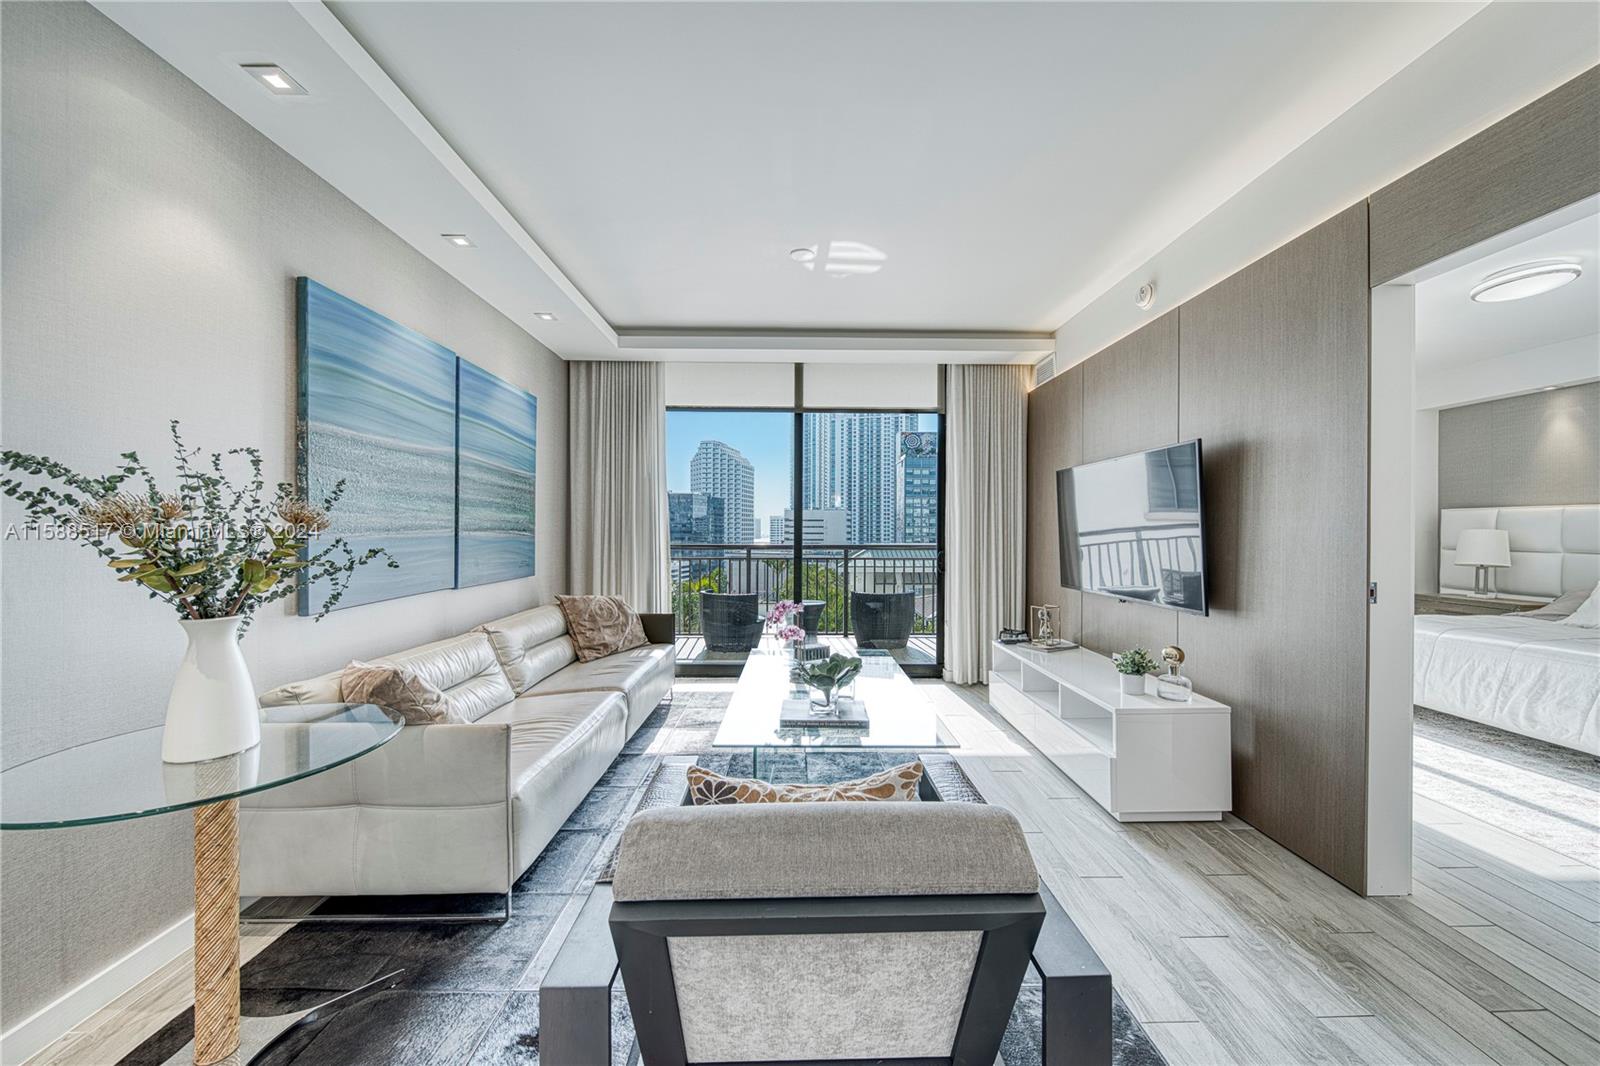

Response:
(667, 398), (943, 677)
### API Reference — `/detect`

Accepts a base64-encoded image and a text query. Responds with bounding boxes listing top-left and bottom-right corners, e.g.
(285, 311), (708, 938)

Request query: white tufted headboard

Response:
(1440, 505), (1600, 599)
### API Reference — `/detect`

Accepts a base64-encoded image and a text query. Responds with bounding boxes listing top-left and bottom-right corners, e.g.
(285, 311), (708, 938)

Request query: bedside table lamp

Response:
(1455, 528), (1511, 597)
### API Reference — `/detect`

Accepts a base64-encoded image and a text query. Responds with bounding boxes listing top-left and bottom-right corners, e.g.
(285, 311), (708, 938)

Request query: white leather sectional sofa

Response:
(240, 605), (674, 900)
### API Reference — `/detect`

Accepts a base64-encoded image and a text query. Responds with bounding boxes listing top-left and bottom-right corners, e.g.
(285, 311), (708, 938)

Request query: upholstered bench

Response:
(540, 757), (1113, 1065)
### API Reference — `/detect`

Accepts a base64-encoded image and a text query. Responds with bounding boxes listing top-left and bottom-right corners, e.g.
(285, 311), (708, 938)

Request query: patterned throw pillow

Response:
(340, 660), (463, 725)
(556, 594), (650, 662)
(687, 761), (924, 805)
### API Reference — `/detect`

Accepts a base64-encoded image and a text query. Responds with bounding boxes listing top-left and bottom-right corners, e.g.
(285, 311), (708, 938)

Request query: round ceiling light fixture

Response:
(1469, 260), (1582, 303)
(788, 240), (886, 276)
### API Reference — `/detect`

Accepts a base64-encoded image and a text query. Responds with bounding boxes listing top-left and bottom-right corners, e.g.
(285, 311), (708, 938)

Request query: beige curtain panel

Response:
(569, 361), (671, 612)
(944, 363), (1030, 684)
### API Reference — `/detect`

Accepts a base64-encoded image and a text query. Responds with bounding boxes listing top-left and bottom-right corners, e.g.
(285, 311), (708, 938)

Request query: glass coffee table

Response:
(712, 649), (957, 777)
(1, 703), (401, 1065)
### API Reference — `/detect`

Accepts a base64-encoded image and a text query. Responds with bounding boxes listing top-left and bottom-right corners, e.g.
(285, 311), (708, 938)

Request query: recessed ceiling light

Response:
(789, 247), (817, 263)
(442, 234), (474, 247)
(241, 64), (307, 96)
(1469, 260), (1582, 303)
(534, 312), (558, 322)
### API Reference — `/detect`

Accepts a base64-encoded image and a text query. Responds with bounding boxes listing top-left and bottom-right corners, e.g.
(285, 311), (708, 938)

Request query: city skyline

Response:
(667, 410), (938, 544)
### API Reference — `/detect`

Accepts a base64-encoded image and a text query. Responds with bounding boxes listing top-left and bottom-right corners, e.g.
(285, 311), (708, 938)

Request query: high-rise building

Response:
(896, 431), (939, 543)
(800, 413), (917, 544)
(689, 440), (755, 543)
(768, 507), (852, 544)
(668, 491), (726, 544)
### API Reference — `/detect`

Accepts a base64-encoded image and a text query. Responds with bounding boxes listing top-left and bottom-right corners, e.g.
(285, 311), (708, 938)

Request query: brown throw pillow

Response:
(687, 761), (924, 805)
(556, 594), (649, 662)
(340, 660), (462, 725)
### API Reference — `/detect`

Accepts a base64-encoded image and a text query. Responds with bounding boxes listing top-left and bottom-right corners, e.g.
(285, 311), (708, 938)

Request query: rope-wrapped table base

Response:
(192, 799), (240, 1065)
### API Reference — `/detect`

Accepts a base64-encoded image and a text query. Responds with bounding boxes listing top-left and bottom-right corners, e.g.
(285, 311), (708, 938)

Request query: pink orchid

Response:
(766, 600), (802, 625)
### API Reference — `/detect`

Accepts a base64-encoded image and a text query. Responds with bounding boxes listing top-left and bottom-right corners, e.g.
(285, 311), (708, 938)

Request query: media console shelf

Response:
(989, 640), (1231, 821)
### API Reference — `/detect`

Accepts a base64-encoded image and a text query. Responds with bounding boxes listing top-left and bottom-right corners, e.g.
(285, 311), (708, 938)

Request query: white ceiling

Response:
(325, 1), (1472, 333)
(94, 1), (1587, 362)
(1416, 209), (1600, 371)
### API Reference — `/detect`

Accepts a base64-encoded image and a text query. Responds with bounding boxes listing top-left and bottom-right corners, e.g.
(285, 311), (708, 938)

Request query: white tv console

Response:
(988, 641), (1232, 821)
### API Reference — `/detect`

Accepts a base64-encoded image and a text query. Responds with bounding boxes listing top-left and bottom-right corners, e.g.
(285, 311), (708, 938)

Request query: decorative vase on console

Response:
(1110, 647), (1158, 697)
(0, 421), (396, 763)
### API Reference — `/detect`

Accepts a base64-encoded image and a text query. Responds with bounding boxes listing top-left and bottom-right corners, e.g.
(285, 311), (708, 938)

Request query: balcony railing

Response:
(1075, 524), (1202, 597)
(669, 542), (940, 641)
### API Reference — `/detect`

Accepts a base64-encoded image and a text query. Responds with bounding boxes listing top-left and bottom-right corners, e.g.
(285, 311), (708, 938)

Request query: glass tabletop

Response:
(1, 704), (400, 830)
(712, 651), (958, 752)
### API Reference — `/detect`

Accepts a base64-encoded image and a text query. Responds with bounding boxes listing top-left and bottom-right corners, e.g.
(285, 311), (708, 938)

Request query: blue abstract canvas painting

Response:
(297, 278), (458, 614)
(456, 358), (537, 587)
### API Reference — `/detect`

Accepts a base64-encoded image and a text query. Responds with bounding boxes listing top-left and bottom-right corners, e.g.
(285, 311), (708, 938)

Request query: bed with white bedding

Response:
(1420, 505), (1600, 755)
(1414, 613), (1600, 756)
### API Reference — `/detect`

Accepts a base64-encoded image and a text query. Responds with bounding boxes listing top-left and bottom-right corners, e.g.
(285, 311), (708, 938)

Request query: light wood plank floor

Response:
(28, 681), (1600, 1065)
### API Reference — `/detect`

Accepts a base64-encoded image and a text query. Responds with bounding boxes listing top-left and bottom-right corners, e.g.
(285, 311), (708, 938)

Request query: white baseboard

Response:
(1, 913), (193, 1066)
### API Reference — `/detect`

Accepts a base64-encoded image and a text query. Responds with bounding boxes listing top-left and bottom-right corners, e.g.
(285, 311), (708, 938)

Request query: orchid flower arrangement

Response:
(766, 599), (806, 643)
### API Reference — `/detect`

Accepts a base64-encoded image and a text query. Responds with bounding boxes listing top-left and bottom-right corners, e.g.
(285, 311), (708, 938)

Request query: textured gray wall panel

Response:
(1439, 383), (1600, 508)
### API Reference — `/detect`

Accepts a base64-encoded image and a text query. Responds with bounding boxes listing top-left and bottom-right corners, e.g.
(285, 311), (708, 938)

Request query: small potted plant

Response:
(792, 653), (863, 714)
(1111, 647), (1158, 696)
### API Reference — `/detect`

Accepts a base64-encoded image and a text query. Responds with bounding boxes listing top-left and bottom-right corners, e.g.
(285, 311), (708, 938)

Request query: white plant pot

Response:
(161, 616), (261, 763)
(1118, 673), (1146, 696)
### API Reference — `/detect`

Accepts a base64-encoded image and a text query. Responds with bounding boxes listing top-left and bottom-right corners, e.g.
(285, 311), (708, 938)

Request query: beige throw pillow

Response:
(687, 760), (924, 805)
(556, 594), (649, 662)
(341, 660), (462, 725)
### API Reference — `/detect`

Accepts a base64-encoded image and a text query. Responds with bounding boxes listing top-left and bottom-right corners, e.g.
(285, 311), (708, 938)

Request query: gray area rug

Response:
(1413, 706), (1600, 866)
(122, 689), (1165, 1065)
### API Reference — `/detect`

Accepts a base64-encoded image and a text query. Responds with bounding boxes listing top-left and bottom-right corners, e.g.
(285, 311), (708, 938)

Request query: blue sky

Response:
(667, 410), (937, 533)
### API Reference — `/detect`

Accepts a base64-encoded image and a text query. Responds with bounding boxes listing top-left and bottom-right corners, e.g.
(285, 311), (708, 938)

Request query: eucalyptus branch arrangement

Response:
(0, 421), (396, 629)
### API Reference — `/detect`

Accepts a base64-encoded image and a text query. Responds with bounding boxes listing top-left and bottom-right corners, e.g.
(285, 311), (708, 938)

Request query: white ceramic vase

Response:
(161, 616), (261, 763)
(1118, 673), (1145, 696)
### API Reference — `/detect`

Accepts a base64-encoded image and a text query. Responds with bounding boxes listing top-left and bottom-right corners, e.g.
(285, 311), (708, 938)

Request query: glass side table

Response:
(2, 703), (401, 1066)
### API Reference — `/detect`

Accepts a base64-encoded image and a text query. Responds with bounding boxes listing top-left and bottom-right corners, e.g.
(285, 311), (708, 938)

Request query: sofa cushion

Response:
(259, 668), (344, 708)
(477, 690), (630, 873)
(612, 803), (1038, 902)
(341, 660), (463, 725)
(259, 632), (516, 721)
(382, 632), (516, 722)
(477, 690), (628, 788)
(529, 643), (674, 735)
(687, 761), (923, 804)
(556, 594), (649, 662)
(530, 644), (672, 697)
(476, 605), (578, 693)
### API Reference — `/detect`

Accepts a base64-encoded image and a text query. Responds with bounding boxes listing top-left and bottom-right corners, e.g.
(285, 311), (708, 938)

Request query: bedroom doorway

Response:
(1367, 194), (1600, 897)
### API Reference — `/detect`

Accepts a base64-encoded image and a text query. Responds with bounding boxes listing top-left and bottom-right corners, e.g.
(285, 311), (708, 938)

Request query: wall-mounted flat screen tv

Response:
(1056, 439), (1208, 615)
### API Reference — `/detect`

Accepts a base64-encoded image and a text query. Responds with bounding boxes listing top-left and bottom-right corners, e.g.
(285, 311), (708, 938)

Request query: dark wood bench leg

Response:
(540, 884), (617, 1065)
(1034, 884), (1113, 1066)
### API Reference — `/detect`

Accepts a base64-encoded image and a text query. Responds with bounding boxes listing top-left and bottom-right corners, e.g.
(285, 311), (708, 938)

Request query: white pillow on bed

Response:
(1557, 583), (1600, 627)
